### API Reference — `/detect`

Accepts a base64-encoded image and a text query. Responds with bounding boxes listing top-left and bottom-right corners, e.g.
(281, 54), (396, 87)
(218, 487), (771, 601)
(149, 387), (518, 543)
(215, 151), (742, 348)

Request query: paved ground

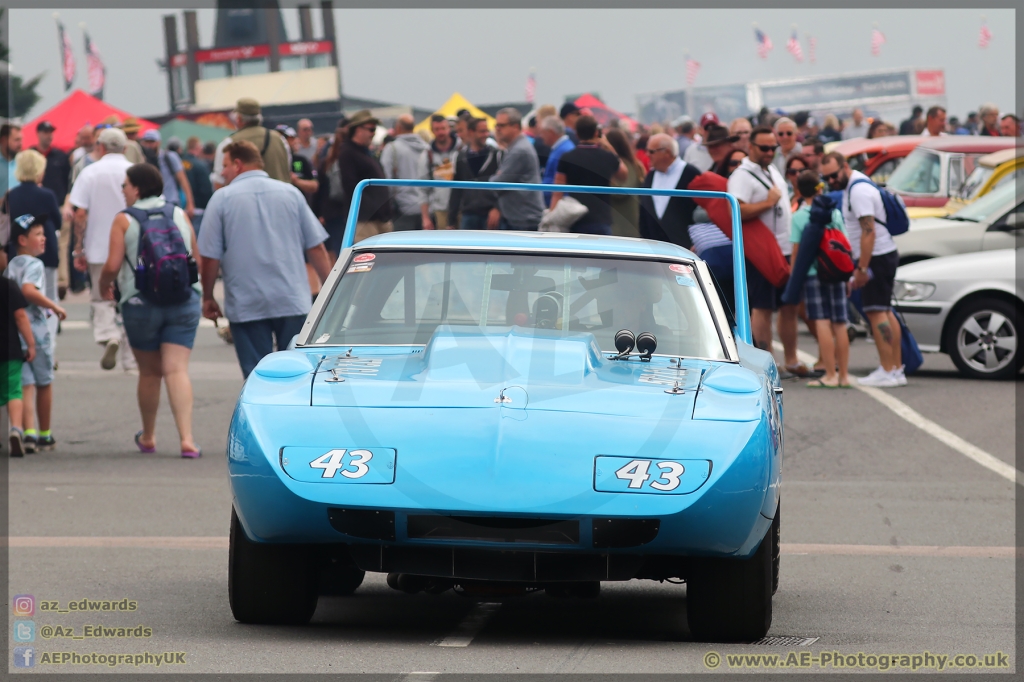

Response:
(6, 292), (1017, 676)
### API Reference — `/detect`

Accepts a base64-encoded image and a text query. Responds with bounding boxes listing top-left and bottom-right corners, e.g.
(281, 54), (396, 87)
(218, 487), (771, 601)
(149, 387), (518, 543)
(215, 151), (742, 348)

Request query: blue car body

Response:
(228, 218), (784, 585)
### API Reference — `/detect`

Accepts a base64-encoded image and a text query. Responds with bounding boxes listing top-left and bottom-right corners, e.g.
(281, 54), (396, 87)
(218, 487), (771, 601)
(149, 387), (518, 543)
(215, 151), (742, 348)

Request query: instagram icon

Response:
(12, 595), (35, 617)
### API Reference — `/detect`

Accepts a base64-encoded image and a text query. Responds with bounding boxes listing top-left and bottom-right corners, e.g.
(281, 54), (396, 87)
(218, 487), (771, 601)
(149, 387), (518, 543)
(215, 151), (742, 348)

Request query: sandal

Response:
(838, 382), (853, 389)
(134, 431), (156, 453)
(807, 378), (839, 388)
(181, 447), (202, 459)
(785, 363), (815, 378)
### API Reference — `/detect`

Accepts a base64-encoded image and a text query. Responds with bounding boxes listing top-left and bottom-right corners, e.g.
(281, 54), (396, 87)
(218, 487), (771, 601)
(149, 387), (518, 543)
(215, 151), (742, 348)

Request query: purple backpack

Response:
(124, 204), (197, 306)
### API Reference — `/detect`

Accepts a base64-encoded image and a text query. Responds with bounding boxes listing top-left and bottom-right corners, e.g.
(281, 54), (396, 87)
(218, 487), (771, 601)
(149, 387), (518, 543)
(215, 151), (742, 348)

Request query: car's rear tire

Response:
(772, 503), (780, 596)
(686, 523), (773, 642)
(944, 297), (1022, 380)
(228, 509), (319, 624)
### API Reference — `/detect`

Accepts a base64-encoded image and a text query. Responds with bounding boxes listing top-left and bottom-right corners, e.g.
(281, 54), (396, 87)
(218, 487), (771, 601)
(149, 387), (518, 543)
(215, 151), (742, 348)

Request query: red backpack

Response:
(816, 224), (855, 283)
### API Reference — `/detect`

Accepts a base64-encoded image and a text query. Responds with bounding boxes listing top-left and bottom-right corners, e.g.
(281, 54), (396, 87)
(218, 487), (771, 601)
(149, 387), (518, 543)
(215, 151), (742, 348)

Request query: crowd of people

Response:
(1, 93), (1020, 456)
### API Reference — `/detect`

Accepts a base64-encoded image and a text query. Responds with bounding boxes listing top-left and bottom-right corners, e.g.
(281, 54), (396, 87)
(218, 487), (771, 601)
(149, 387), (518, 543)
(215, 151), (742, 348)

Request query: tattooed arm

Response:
(852, 215), (876, 289)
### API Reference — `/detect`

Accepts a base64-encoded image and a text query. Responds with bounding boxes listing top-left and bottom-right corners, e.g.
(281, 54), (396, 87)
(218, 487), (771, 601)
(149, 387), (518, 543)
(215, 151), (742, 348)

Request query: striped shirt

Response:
(687, 222), (732, 256)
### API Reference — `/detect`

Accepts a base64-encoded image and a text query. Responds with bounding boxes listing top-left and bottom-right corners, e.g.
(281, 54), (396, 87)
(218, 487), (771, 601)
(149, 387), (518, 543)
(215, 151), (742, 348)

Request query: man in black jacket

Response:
(448, 118), (500, 230)
(337, 110), (393, 244)
(638, 133), (702, 249)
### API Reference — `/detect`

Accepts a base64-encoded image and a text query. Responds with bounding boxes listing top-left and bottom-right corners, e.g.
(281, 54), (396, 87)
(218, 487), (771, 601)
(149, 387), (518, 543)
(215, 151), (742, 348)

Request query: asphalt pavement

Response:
(6, 292), (1017, 676)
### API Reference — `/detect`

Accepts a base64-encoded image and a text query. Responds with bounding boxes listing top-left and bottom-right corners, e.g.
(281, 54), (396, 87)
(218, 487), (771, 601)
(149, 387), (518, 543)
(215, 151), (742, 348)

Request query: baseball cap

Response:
(36, 121), (56, 133)
(141, 129), (161, 142)
(276, 124), (297, 138)
(699, 112), (720, 129)
(560, 102), (581, 119)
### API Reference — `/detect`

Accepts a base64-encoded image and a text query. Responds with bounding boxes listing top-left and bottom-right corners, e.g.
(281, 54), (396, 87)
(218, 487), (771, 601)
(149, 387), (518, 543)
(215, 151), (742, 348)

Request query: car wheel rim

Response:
(957, 310), (1017, 374)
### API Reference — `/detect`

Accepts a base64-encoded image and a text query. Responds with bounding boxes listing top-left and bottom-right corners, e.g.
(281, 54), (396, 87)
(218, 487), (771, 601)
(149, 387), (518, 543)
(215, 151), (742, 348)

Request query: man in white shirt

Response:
(727, 126), (804, 376)
(821, 151), (904, 387)
(69, 128), (135, 371)
(921, 106), (948, 137)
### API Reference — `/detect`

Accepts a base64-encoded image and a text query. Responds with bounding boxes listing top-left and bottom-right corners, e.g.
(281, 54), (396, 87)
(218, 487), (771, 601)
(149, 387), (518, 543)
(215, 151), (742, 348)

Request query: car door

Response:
(981, 200), (1024, 251)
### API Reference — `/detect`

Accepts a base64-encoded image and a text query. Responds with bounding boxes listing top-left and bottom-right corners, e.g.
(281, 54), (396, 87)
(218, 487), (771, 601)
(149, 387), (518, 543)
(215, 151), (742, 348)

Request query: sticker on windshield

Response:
(669, 264), (692, 275)
(676, 275), (696, 287)
(347, 263), (373, 273)
(352, 253), (376, 263)
(315, 333), (331, 344)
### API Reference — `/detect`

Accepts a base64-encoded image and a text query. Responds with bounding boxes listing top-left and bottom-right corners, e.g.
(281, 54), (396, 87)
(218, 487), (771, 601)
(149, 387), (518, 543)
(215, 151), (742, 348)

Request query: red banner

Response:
(193, 41), (332, 64)
(915, 70), (945, 96)
(279, 41), (333, 57)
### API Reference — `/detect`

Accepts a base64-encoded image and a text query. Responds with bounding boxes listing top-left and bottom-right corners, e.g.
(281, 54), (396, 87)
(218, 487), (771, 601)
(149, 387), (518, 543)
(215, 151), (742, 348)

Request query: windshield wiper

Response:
(944, 215), (979, 222)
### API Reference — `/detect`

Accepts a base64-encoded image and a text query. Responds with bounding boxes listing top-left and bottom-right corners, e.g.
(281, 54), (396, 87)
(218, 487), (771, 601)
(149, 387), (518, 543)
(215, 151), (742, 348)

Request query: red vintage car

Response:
(883, 136), (1019, 207)
(830, 136), (925, 185)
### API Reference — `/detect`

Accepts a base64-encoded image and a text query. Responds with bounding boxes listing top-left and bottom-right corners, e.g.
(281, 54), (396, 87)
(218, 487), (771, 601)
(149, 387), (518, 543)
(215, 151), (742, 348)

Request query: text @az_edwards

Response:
(37, 598), (138, 613)
(703, 650), (1010, 672)
(39, 624), (153, 639)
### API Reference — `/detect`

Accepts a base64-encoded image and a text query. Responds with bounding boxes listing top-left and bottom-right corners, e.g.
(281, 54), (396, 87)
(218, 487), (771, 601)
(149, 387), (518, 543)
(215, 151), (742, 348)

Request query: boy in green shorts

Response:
(4, 215), (66, 452)
(3, 273), (35, 457)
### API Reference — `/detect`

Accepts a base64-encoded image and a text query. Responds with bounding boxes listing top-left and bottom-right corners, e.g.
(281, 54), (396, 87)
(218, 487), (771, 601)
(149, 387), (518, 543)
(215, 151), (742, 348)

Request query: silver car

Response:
(894, 248), (1021, 380)
(893, 181), (1024, 264)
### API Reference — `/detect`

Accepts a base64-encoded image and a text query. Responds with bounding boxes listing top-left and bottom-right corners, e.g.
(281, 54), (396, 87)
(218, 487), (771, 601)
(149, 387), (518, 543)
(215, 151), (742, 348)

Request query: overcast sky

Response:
(8, 8), (1016, 122)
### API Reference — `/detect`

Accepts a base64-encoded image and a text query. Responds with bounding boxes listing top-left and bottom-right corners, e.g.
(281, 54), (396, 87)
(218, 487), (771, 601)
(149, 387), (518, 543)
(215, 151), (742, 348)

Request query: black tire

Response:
(228, 509), (319, 624)
(687, 524), (773, 642)
(772, 503), (780, 596)
(319, 562), (365, 596)
(944, 297), (1022, 380)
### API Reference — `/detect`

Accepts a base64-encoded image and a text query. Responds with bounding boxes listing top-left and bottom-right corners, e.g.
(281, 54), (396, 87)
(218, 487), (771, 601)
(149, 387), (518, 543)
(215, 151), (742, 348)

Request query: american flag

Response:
(978, 22), (992, 49)
(807, 34), (817, 63)
(685, 58), (700, 87)
(786, 30), (803, 62)
(83, 30), (106, 100)
(524, 71), (536, 104)
(871, 27), (886, 56)
(755, 28), (773, 59)
(55, 18), (76, 91)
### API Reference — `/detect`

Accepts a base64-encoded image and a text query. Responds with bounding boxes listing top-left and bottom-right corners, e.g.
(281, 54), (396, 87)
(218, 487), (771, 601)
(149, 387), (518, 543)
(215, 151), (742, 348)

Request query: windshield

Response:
(958, 165), (993, 200)
(310, 251), (727, 360)
(951, 181), (1019, 222)
(886, 149), (941, 194)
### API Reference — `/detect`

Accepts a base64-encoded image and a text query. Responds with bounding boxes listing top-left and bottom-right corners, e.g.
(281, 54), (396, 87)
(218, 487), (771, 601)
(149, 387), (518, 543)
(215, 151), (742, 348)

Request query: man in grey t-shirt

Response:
(488, 108), (544, 230)
(198, 140), (332, 378)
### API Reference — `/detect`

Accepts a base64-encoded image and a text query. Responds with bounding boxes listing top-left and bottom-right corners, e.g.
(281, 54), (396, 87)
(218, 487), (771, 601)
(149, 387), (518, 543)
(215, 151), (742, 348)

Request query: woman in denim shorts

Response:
(97, 164), (203, 458)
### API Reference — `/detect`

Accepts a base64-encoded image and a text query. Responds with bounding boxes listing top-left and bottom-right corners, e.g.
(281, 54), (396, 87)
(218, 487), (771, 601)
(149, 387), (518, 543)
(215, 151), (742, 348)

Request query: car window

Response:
(312, 251), (727, 360)
(952, 180), (1018, 222)
(948, 157), (964, 197)
(959, 165), (993, 200)
(870, 158), (901, 185)
(990, 166), (1024, 193)
(886, 149), (941, 194)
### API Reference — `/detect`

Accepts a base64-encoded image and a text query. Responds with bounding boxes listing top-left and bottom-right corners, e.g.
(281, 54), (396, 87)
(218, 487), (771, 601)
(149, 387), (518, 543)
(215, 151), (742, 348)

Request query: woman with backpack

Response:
(97, 163), (203, 458)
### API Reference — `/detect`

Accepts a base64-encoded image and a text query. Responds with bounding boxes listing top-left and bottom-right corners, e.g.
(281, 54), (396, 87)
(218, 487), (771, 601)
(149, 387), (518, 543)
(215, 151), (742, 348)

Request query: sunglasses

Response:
(822, 170), (843, 182)
(786, 167), (804, 176)
(755, 144), (778, 153)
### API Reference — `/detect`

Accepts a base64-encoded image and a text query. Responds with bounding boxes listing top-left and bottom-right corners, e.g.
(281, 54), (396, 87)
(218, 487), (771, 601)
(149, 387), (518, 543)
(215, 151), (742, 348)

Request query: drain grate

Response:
(751, 636), (819, 646)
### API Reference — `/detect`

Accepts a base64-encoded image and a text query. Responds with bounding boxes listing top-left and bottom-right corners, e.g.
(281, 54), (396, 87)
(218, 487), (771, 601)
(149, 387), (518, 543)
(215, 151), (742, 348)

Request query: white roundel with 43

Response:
(615, 459), (686, 490)
(593, 456), (711, 495)
(309, 449), (373, 479)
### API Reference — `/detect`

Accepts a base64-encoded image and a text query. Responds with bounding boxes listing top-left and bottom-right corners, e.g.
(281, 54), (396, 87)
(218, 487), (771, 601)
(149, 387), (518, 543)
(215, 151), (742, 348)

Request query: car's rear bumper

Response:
(227, 403), (777, 563)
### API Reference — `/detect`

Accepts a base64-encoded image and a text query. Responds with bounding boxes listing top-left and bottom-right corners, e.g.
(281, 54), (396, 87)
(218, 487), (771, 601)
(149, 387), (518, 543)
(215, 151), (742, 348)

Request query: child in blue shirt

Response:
(4, 214), (66, 452)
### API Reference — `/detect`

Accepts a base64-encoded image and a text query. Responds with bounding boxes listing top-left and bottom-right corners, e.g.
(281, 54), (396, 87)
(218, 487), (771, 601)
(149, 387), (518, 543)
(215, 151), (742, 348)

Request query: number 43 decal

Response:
(309, 449), (372, 479)
(615, 459), (686, 491)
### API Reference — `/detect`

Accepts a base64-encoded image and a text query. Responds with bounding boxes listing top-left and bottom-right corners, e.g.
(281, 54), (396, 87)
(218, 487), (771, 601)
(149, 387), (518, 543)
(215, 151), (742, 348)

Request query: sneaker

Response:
(892, 365), (908, 386)
(101, 339), (120, 370)
(861, 366), (889, 382)
(37, 434), (56, 450)
(23, 434), (37, 454)
(857, 369), (901, 388)
(9, 429), (24, 458)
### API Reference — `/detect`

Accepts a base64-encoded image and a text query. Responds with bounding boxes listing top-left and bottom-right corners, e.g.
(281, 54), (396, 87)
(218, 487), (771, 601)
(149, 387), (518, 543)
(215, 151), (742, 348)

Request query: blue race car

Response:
(227, 180), (783, 642)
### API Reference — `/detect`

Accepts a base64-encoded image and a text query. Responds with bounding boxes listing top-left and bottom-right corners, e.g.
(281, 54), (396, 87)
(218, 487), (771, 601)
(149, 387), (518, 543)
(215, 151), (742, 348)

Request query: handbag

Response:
(539, 195), (588, 233)
(894, 308), (924, 375)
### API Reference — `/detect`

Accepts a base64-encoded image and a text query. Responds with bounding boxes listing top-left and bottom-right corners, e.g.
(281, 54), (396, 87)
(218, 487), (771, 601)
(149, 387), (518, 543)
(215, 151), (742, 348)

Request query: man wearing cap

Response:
(211, 98), (291, 188)
(682, 112), (721, 172)
(140, 130), (195, 218)
(336, 110), (393, 243)
(120, 117), (145, 164)
(559, 103), (581, 144)
(702, 126), (740, 175)
(68, 128), (135, 371)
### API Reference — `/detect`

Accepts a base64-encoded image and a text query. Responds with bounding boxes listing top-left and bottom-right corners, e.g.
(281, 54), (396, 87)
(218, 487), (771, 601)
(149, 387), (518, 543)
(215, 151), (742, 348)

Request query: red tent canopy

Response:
(573, 94), (639, 133)
(20, 90), (159, 152)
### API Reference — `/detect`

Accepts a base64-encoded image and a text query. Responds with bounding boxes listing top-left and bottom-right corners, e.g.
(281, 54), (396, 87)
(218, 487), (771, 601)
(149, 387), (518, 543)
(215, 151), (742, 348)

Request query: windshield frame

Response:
(298, 245), (739, 363)
(885, 148), (944, 196)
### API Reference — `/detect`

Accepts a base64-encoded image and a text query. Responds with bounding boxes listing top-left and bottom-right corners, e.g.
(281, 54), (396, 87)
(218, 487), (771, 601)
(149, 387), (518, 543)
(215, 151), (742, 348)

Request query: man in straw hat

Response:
(211, 98), (291, 188)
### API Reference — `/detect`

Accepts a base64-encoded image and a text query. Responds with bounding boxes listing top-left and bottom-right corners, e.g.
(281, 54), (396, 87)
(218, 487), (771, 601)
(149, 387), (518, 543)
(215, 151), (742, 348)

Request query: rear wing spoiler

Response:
(341, 178), (750, 345)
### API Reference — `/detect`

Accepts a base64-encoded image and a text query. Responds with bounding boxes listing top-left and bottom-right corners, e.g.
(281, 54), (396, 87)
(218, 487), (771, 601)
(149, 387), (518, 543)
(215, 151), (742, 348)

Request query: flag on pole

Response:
(54, 16), (76, 91)
(978, 21), (992, 48)
(524, 70), (536, 104)
(807, 34), (817, 63)
(786, 29), (803, 62)
(754, 27), (773, 59)
(82, 27), (106, 100)
(871, 26), (886, 56)
(685, 58), (700, 86)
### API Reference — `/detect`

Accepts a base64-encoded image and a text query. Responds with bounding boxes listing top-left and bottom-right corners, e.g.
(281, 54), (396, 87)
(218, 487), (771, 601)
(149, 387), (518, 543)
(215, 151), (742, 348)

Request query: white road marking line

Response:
(434, 602), (500, 647)
(775, 342), (1023, 487)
